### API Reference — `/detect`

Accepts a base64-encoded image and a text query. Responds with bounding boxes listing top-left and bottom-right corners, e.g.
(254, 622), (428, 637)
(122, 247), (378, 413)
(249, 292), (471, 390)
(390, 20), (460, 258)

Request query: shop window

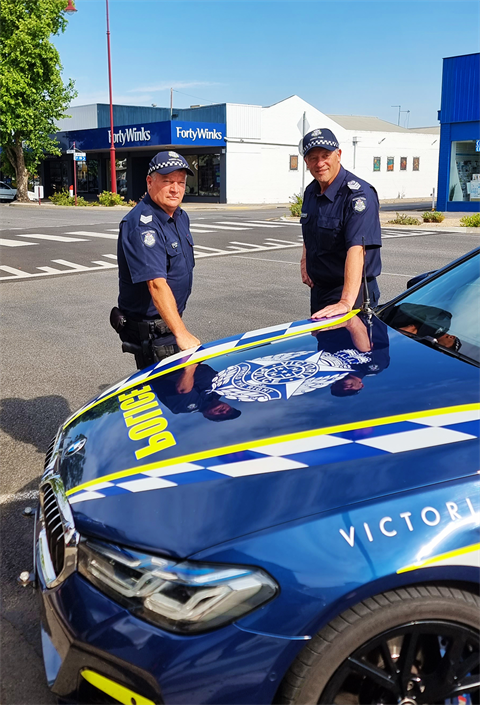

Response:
(116, 158), (127, 197)
(87, 160), (99, 194)
(289, 155), (298, 171)
(50, 160), (69, 193)
(413, 157), (420, 171)
(449, 142), (480, 202)
(198, 154), (220, 197)
(400, 157), (407, 171)
(387, 157), (394, 172)
(76, 161), (88, 193)
(185, 155), (198, 195)
(373, 157), (381, 172)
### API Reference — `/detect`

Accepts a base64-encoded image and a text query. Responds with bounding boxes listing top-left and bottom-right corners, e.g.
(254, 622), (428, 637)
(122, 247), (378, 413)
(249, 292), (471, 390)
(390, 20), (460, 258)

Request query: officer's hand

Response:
(176, 331), (201, 351)
(301, 259), (314, 288)
(311, 300), (352, 319)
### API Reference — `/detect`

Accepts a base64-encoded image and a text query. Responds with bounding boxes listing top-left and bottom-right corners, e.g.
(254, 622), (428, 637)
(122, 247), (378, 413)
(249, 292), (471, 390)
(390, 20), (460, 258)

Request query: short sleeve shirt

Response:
(117, 193), (195, 318)
(301, 166), (382, 287)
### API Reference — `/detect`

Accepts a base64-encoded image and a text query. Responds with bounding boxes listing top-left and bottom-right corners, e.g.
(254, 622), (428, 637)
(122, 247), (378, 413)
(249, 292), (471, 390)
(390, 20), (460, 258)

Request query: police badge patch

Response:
(353, 197), (367, 213)
(141, 230), (156, 247)
(347, 180), (361, 190)
(311, 129), (322, 137)
(168, 151), (179, 158)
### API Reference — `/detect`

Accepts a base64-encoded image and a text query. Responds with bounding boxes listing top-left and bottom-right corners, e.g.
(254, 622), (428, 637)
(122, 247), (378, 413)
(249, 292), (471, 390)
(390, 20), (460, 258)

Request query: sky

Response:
(54, 0), (480, 128)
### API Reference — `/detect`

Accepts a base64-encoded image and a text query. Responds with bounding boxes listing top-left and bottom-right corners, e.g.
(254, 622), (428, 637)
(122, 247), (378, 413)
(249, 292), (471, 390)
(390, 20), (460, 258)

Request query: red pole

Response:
(73, 141), (78, 206)
(106, 0), (117, 193)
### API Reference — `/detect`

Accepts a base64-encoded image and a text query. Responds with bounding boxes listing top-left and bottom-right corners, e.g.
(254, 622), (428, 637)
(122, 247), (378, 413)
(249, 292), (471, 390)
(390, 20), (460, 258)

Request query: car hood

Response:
(57, 313), (480, 558)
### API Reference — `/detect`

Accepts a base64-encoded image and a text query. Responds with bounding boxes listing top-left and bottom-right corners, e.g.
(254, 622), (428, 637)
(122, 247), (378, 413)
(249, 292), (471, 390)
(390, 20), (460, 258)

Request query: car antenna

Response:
(361, 236), (374, 317)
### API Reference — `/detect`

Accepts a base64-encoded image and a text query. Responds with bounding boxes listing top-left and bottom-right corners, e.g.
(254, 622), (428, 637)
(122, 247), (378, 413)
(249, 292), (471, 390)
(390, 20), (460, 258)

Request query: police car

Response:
(35, 248), (479, 705)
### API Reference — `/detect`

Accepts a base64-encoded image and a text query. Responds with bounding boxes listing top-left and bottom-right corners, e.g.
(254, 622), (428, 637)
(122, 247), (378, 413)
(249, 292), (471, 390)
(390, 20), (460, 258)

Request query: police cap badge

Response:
(148, 151), (194, 176)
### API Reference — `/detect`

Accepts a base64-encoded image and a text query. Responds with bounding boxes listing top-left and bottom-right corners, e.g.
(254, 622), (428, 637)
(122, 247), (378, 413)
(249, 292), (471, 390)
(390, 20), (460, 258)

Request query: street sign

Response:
(476, 140), (480, 152)
(74, 154), (86, 162)
(34, 185), (44, 199)
(66, 149), (76, 154)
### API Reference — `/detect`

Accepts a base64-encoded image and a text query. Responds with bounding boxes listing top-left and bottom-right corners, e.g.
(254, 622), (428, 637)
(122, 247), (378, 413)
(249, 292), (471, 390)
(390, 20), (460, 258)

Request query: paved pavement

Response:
(1, 205), (479, 704)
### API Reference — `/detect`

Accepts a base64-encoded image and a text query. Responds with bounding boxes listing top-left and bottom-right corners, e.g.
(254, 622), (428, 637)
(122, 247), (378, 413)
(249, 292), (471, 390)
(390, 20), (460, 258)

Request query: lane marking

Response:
(381, 271), (413, 277)
(17, 233), (88, 242)
(244, 220), (292, 226)
(188, 228), (216, 233)
(194, 224), (250, 231)
(103, 254), (118, 260)
(216, 221), (283, 228)
(91, 260), (118, 269)
(66, 230), (118, 240)
(233, 256), (298, 264)
(0, 238), (37, 247)
(265, 237), (303, 244)
(37, 266), (63, 273)
(51, 259), (90, 271)
(0, 265), (33, 277)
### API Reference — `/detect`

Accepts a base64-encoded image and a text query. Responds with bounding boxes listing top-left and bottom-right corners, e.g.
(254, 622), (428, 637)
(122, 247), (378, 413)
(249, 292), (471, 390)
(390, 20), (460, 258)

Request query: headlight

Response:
(78, 539), (278, 634)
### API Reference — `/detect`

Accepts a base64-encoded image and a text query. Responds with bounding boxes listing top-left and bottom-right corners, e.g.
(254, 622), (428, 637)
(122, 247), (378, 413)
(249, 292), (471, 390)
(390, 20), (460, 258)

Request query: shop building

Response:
(43, 97), (440, 204)
(436, 53), (480, 212)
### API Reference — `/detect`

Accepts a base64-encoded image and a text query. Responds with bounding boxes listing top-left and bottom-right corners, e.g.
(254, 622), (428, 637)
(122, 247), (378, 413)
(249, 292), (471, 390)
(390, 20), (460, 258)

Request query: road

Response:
(1, 204), (478, 704)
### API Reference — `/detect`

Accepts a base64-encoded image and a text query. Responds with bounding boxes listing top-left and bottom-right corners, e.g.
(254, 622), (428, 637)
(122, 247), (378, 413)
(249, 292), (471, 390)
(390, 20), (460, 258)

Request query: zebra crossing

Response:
(0, 219), (301, 281)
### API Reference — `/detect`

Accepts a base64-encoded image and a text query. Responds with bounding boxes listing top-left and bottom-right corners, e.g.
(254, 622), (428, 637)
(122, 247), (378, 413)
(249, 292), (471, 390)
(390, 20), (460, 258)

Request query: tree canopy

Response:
(0, 0), (77, 199)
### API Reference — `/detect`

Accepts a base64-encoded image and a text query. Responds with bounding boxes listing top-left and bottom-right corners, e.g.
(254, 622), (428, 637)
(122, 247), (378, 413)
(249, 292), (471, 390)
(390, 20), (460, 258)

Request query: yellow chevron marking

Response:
(66, 402), (479, 497)
(397, 542), (480, 574)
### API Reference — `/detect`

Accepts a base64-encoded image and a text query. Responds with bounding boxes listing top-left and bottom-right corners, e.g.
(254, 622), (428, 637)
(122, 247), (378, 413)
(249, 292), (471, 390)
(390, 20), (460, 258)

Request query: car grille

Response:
(44, 436), (56, 469)
(41, 483), (66, 577)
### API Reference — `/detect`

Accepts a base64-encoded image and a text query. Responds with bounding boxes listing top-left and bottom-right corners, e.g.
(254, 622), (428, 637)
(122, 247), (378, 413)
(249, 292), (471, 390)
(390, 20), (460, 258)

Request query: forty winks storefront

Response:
(42, 111), (226, 203)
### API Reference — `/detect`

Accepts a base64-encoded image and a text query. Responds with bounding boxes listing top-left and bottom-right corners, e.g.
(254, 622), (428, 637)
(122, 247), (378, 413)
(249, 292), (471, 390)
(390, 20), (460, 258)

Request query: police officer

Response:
(300, 128), (382, 319)
(112, 151), (200, 369)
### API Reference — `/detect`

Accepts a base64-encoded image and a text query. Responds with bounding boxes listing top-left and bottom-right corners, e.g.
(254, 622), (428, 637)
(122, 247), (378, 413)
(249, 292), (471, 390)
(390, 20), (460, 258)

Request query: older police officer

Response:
(112, 151), (200, 369)
(300, 129), (382, 319)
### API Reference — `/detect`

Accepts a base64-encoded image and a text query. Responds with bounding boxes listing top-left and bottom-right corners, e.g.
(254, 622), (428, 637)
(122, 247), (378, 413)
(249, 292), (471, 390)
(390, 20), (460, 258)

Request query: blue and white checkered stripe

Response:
(303, 138), (339, 154)
(67, 408), (479, 505)
(64, 315), (356, 429)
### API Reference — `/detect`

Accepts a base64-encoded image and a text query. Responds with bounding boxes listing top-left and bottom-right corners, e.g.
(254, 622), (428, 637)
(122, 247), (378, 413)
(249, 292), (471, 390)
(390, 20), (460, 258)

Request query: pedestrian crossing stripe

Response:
(65, 404), (480, 502)
(62, 311), (360, 429)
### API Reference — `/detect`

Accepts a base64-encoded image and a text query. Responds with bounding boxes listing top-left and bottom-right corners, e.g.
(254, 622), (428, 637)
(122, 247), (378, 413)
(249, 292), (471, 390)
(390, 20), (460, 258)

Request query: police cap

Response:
(148, 151), (194, 177)
(302, 128), (339, 156)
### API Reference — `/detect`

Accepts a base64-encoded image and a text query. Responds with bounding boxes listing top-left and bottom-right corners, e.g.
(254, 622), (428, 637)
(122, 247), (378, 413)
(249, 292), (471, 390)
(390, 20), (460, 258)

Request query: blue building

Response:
(437, 53), (480, 212)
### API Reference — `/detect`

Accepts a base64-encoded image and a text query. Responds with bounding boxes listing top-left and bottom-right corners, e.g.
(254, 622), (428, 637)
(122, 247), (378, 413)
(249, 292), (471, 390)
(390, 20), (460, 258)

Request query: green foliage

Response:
(422, 211), (445, 223)
(460, 213), (480, 228)
(126, 199), (137, 208)
(387, 212), (421, 226)
(48, 189), (89, 206)
(97, 191), (126, 206)
(289, 193), (303, 217)
(0, 0), (77, 200)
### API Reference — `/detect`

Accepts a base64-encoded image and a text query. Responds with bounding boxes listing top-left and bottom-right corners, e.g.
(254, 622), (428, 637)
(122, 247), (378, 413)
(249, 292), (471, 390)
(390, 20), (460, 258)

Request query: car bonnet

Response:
(56, 313), (480, 558)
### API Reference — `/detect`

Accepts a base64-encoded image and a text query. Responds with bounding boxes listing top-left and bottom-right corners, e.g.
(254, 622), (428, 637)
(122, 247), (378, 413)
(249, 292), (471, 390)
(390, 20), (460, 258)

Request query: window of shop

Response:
(290, 155), (298, 170)
(449, 142), (480, 202)
(400, 157), (407, 170)
(50, 161), (69, 193)
(373, 157), (381, 172)
(387, 157), (394, 172)
(116, 158), (127, 197)
(185, 155), (199, 195)
(198, 154), (220, 197)
(76, 161), (88, 192)
(413, 157), (420, 171)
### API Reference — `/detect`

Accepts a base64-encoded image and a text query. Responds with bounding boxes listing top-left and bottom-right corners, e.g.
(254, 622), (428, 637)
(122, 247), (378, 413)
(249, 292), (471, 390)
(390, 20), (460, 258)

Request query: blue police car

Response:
(35, 247), (479, 705)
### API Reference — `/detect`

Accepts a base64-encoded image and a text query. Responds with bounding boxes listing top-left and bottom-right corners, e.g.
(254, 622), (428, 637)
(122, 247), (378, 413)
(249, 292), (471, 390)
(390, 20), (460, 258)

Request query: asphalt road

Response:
(1, 204), (478, 705)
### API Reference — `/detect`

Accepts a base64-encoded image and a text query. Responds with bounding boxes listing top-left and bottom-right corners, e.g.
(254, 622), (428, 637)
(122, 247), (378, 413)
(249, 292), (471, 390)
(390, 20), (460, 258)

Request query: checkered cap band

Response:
(303, 138), (339, 156)
(147, 158), (190, 175)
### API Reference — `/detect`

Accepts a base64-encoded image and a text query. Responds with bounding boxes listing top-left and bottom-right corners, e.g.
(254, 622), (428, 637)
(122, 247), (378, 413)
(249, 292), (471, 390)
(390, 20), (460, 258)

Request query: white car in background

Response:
(0, 181), (37, 201)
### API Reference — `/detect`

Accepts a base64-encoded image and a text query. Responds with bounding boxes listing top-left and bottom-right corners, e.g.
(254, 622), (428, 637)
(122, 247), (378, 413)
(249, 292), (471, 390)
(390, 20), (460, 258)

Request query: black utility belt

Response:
(125, 317), (172, 337)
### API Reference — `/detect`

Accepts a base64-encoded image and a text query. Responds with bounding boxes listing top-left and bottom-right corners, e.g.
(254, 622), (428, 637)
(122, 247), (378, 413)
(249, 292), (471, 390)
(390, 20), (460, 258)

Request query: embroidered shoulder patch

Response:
(300, 212), (308, 218)
(141, 230), (156, 247)
(140, 214), (153, 224)
(353, 197), (367, 213)
(347, 180), (361, 190)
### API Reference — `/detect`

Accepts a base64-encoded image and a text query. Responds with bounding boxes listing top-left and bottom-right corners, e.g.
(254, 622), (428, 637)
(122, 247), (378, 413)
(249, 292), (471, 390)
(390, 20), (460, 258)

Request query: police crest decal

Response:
(209, 350), (369, 403)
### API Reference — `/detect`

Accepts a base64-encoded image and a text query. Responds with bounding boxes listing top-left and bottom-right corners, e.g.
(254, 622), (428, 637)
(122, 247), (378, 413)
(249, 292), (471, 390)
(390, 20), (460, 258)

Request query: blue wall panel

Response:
(439, 53), (480, 124)
(97, 104), (227, 128)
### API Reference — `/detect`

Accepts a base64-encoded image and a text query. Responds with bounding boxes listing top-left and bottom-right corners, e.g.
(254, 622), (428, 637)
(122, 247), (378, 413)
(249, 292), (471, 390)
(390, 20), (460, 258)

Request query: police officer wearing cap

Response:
(111, 151), (200, 369)
(300, 128), (382, 320)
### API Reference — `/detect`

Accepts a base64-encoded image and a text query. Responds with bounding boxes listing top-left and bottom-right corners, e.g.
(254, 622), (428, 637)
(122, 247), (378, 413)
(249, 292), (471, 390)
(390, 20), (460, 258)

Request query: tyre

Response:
(277, 585), (480, 705)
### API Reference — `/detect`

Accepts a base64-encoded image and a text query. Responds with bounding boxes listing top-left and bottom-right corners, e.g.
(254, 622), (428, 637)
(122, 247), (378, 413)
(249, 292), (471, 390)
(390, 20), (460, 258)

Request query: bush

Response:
(289, 193), (303, 217)
(387, 212), (421, 226)
(422, 211), (445, 223)
(460, 213), (480, 228)
(98, 190), (125, 206)
(48, 189), (89, 206)
(126, 199), (137, 207)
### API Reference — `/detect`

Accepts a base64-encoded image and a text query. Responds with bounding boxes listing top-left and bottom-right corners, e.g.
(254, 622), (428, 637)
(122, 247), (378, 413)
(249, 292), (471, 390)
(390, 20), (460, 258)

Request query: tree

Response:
(0, 0), (77, 201)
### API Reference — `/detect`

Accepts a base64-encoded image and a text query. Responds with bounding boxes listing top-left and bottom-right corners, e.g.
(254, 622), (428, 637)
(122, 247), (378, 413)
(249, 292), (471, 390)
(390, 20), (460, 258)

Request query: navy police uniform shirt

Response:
(117, 193), (194, 319)
(301, 165), (382, 287)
